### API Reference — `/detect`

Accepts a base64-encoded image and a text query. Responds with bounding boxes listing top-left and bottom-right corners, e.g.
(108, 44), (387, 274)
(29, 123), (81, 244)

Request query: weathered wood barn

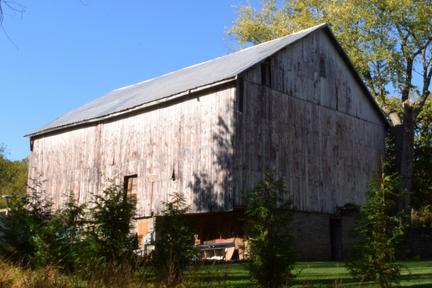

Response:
(27, 23), (387, 260)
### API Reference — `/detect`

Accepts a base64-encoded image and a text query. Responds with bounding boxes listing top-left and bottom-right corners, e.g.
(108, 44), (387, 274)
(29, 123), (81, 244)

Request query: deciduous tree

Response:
(413, 99), (432, 209)
(0, 146), (28, 208)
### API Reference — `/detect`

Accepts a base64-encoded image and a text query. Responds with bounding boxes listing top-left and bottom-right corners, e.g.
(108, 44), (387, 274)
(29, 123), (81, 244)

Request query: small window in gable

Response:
(124, 175), (138, 204)
(319, 54), (326, 78)
(261, 60), (272, 87)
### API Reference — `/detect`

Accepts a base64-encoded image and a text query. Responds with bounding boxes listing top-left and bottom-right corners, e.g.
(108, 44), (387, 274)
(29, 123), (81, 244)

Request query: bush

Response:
(244, 172), (294, 288)
(346, 173), (405, 288)
(78, 184), (138, 276)
(152, 192), (197, 287)
(33, 195), (87, 271)
(0, 182), (140, 276)
(0, 189), (52, 267)
(411, 205), (432, 228)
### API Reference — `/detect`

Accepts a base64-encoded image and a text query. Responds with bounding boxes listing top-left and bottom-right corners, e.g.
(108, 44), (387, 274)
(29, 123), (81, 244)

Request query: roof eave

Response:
(26, 76), (237, 138)
(28, 23), (390, 138)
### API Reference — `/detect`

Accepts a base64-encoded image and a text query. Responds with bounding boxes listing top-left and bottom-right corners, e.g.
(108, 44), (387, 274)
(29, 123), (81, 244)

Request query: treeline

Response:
(0, 146), (27, 208)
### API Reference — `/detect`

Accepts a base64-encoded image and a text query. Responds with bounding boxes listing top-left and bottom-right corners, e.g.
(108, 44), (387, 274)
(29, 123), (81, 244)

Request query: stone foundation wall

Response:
(290, 212), (331, 260)
(148, 210), (359, 261)
(290, 211), (358, 260)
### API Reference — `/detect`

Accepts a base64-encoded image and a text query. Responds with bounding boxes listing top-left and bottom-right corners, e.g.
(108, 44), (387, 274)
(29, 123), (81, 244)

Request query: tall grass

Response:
(0, 260), (72, 288)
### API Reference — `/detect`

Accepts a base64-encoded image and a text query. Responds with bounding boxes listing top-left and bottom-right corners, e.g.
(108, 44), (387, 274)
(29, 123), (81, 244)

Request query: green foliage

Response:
(152, 192), (196, 287)
(412, 205), (432, 228)
(244, 172), (294, 288)
(413, 99), (432, 209)
(346, 173), (405, 288)
(228, 0), (432, 107)
(0, 182), (138, 275)
(0, 146), (28, 208)
(80, 184), (137, 271)
(33, 195), (87, 271)
(0, 188), (52, 266)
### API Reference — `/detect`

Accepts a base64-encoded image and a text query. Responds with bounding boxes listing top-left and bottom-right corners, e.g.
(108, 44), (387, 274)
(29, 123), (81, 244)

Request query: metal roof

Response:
(28, 23), (329, 136)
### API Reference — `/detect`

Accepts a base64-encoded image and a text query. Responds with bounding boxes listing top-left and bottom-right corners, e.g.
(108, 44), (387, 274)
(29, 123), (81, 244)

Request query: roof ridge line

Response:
(112, 23), (328, 93)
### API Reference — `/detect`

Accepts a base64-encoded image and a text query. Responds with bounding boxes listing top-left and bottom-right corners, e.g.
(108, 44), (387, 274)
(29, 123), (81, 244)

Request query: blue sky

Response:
(0, 0), (258, 160)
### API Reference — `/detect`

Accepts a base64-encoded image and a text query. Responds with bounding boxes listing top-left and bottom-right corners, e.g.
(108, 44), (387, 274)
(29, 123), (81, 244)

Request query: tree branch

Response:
(401, 57), (414, 102)
(363, 68), (379, 100)
(381, 105), (402, 127)
(0, 0), (4, 23)
(414, 43), (432, 118)
(0, 0), (25, 24)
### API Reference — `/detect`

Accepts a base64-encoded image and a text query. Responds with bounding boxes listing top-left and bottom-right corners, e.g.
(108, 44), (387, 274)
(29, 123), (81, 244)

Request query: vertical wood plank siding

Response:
(29, 86), (237, 216)
(28, 30), (385, 216)
(234, 31), (385, 213)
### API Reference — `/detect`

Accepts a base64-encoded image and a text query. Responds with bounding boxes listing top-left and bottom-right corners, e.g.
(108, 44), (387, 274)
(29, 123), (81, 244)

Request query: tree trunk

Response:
(396, 104), (416, 211)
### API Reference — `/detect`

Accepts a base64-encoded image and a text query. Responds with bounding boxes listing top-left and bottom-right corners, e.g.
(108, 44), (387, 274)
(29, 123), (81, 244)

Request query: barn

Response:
(27, 23), (387, 260)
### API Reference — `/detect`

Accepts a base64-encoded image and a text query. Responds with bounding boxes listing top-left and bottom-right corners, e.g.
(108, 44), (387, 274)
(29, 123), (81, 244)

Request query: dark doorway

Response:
(330, 218), (342, 260)
(187, 210), (244, 242)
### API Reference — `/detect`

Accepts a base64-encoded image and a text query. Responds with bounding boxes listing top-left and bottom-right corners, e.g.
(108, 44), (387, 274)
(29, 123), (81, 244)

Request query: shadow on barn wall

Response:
(189, 115), (237, 213)
(186, 99), (249, 250)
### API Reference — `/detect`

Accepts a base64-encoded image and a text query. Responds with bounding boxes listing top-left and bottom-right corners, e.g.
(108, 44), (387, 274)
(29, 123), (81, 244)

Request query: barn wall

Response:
(29, 29), (386, 219)
(235, 31), (386, 213)
(28, 85), (236, 216)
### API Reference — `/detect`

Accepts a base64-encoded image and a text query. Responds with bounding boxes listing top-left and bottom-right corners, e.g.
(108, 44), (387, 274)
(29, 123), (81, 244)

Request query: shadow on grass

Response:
(400, 273), (432, 280)
(293, 277), (361, 286)
(183, 261), (432, 288)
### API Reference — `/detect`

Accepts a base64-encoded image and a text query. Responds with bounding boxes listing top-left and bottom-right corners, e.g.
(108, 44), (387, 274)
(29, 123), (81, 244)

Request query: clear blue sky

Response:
(0, 0), (258, 160)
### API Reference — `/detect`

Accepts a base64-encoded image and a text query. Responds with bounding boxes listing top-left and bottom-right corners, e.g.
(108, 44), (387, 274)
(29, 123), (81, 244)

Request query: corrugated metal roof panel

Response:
(29, 24), (328, 136)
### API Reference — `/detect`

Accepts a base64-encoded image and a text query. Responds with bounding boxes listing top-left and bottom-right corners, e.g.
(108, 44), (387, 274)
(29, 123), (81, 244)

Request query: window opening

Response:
(124, 175), (138, 204)
(261, 60), (272, 87)
(320, 54), (326, 78)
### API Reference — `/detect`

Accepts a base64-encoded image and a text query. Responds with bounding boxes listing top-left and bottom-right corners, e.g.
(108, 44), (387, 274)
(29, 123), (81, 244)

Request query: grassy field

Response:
(184, 261), (432, 287)
(1, 260), (431, 287)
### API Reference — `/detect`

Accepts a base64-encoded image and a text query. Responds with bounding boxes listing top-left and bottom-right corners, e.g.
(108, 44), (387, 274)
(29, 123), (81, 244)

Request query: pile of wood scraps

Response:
(197, 237), (245, 261)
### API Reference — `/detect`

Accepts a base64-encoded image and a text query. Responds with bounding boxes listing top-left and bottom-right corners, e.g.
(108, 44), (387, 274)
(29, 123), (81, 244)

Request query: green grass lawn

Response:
(184, 261), (432, 287)
(2, 259), (431, 287)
